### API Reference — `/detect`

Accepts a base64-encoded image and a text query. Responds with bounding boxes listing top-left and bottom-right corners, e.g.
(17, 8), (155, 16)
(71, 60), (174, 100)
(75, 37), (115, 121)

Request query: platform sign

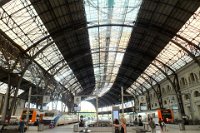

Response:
(112, 106), (119, 121)
(140, 103), (147, 111)
(74, 96), (81, 104)
(43, 96), (50, 103)
(139, 95), (146, 103)
(74, 96), (81, 111)
(74, 106), (81, 111)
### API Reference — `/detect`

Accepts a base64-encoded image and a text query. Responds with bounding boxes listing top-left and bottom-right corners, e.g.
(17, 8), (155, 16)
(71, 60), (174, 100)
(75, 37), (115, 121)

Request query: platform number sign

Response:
(74, 96), (81, 111)
(43, 96), (50, 103)
(139, 95), (146, 103)
(74, 96), (81, 104)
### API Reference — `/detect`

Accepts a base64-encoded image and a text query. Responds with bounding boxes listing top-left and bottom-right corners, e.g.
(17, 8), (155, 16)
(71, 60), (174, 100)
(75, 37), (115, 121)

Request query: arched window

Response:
(155, 103), (157, 107)
(189, 73), (197, 83)
(171, 96), (175, 102)
(164, 100), (167, 105)
(152, 104), (154, 108)
(180, 77), (187, 86)
(185, 94), (190, 100)
(167, 85), (171, 92)
(194, 91), (200, 97)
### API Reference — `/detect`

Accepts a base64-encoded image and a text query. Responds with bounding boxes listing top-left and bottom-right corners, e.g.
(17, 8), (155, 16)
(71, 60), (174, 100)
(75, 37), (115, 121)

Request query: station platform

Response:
(26, 124), (200, 133)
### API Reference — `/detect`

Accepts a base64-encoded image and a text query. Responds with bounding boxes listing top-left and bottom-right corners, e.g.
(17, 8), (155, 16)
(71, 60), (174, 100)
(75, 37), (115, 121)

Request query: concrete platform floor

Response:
(26, 124), (200, 133)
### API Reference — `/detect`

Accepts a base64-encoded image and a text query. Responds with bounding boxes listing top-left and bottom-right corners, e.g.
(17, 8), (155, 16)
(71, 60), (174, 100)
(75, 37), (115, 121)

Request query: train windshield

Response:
(161, 110), (172, 119)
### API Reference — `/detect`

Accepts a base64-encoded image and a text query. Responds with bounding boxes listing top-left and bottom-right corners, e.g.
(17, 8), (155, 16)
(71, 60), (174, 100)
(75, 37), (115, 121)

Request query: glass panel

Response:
(85, 0), (142, 96)
(0, 0), (81, 93)
(128, 7), (200, 92)
(0, 82), (24, 95)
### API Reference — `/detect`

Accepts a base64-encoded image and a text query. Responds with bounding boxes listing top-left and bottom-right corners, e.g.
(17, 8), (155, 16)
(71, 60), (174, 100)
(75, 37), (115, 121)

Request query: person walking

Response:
(19, 118), (26, 133)
(149, 117), (156, 133)
(113, 119), (120, 133)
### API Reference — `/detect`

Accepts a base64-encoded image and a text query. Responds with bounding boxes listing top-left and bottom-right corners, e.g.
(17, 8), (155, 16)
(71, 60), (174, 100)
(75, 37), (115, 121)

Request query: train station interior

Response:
(0, 0), (200, 132)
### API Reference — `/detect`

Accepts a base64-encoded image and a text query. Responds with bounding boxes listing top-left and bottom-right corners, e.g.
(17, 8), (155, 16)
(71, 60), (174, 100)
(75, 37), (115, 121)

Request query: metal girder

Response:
(2, 18), (197, 109)
(139, 74), (163, 109)
(19, 22), (199, 99)
(135, 73), (160, 109)
(175, 34), (200, 51)
(170, 39), (200, 66)
(53, 44), (195, 108)
(0, 26), (73, 120)
(51, 63), (67, 76)
(31, 0), (95, 95)
(142, 71), (164, 109)
(150, 62), (186, 116)
(46, 59), (65, 72)
(68, 71), (143, 96)
(65, 73), (137, 106)
(4, 38), (55, 121)
(131, 83), (144, 94)
(57, 59), (162, 104)
(66, 70), (149, 107)
(153, 59), (186, 118)
(22, 22), (200, 66)
(38, 47), (197, 95)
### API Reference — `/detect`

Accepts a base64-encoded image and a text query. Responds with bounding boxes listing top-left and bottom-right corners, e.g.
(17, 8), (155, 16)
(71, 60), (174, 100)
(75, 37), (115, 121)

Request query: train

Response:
(21, 109), (79, 127)
(21, 108), (44, 125)
(134, 109), (174, 125)
(42, 110), (61, 127)
(56, 114), (78, 125)
(42, 110), (78, 128)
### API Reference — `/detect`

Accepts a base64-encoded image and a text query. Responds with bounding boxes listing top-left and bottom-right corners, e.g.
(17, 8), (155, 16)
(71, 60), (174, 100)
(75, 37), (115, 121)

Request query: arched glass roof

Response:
(85, 0), (142, 96)
(127, 7), (200, 95)
(0, 0), (199, 107)
(0, 0), (82, 94)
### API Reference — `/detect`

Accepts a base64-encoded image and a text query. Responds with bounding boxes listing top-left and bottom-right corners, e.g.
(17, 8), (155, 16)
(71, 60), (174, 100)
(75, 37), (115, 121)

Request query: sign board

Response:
(139, 95), (146, 103)
(74, 106), (81, 111)
(74, 96), (81, 104)
(112, 106), (119, 121)
(43, 96), (50, 103)
(140, 103), (147, 111)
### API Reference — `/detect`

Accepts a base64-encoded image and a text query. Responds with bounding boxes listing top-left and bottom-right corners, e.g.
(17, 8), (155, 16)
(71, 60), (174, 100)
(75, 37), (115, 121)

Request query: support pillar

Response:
(1, 73), (11, 123)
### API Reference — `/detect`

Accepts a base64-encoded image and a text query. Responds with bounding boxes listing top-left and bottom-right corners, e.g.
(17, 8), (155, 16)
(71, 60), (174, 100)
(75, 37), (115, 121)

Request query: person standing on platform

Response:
(113, 119), (120, 133)
(113, 117), (127, 133)
(138, 115), (143, 126)
(120, 117), (127, 133)
(19, 118), (26, 133)
(149, 117), (156, 133)
(134, 117), (138, 125)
